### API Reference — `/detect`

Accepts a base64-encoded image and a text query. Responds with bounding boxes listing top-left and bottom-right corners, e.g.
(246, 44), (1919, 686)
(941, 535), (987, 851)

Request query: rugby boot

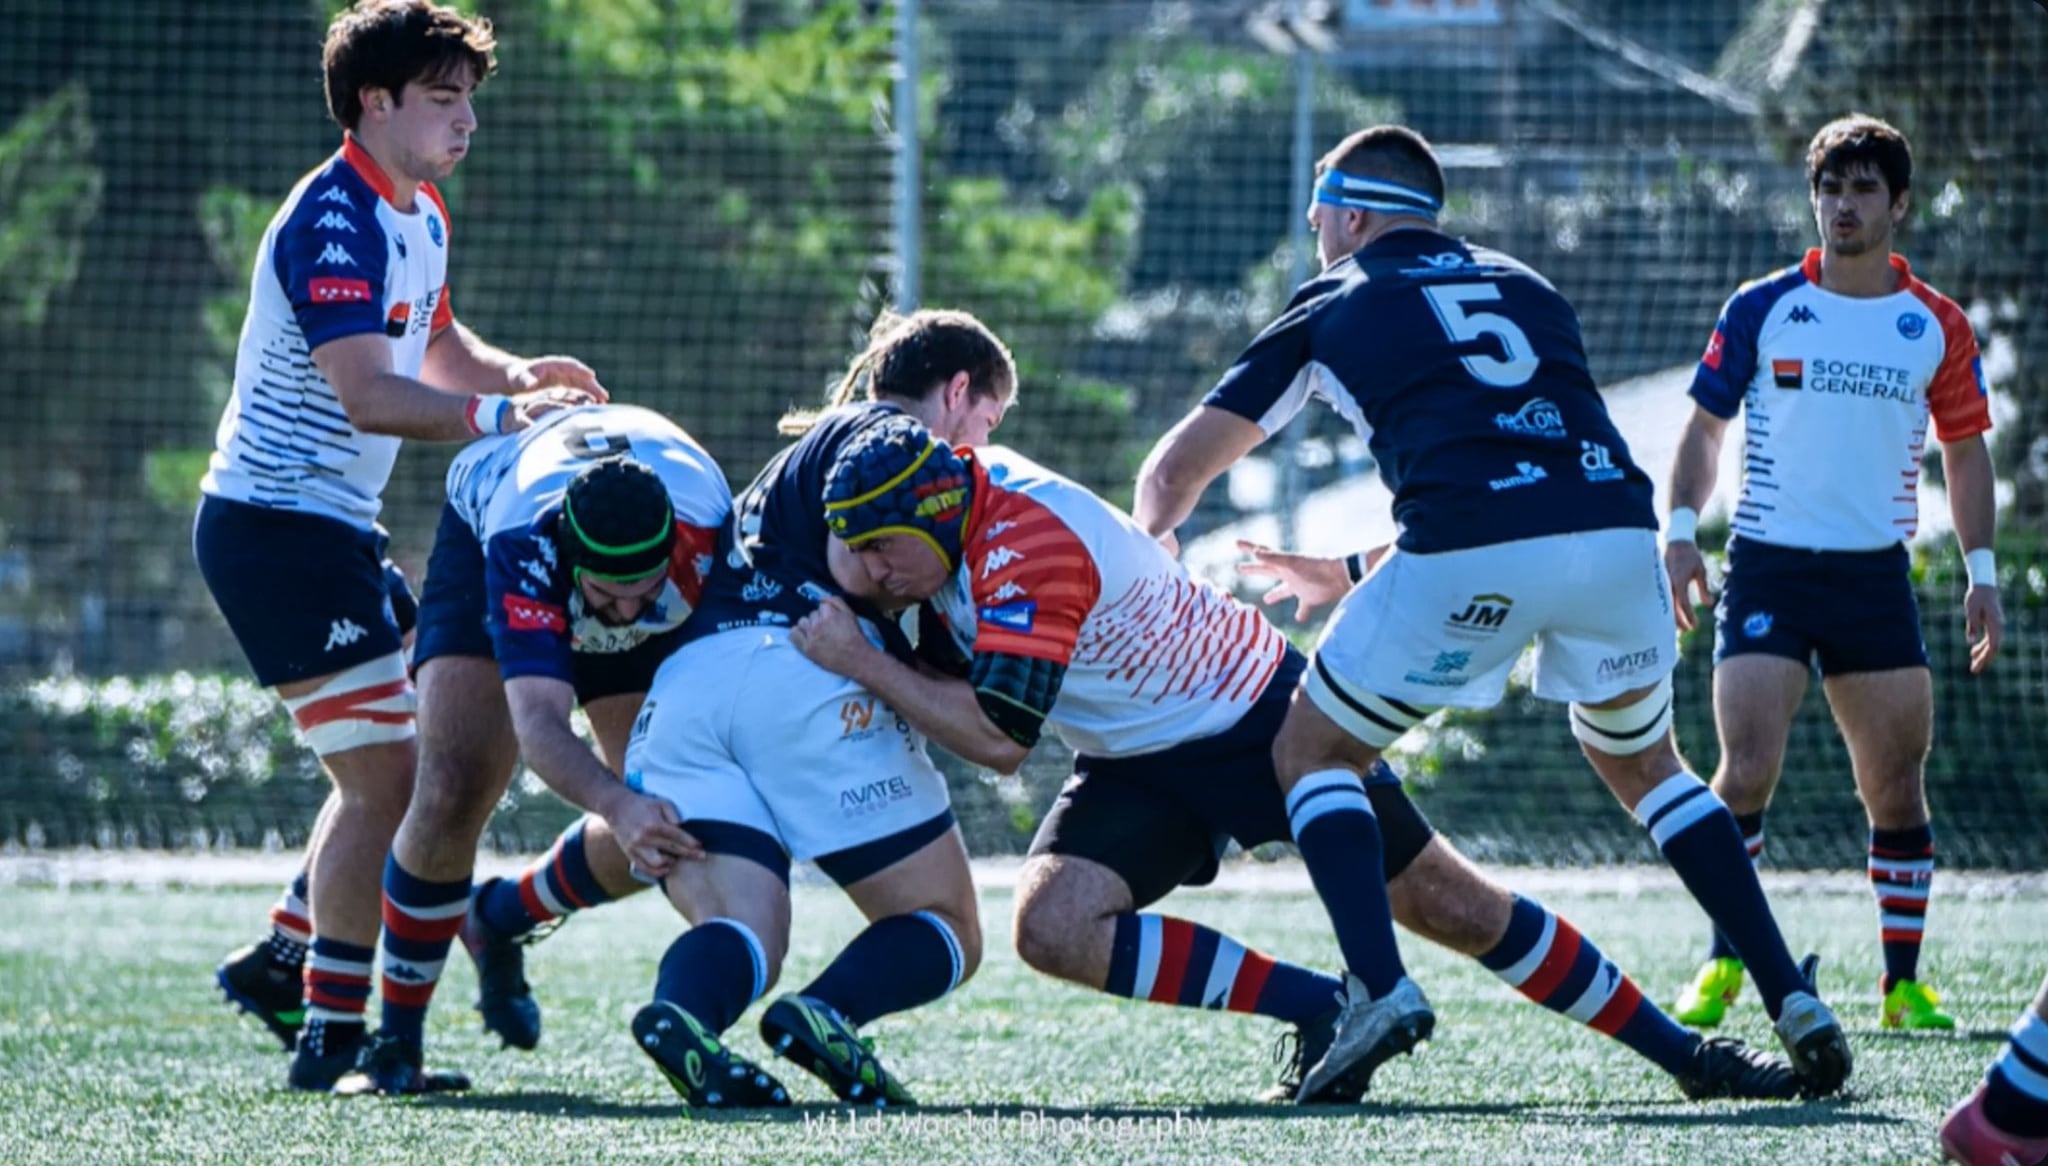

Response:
(1774, 954), (1852, 1098)
(332, 1030), (472, 1096)
(1265, 1005), (1378, 1104)
(460, 889), (542, 1051)
(1941, 1085), (2048, 1166)
(216, 940), (304, 1052)
(286, 1022), (365, 1092)
(1295, 974), (1433, 1104)
(758, 994), (915, 1108)
(1674, 1036), (1801, 1101)
(1883, 978), (1957, 1032)
(1674, 957), (1745, 1029)
(632, 1001), (790, 1109)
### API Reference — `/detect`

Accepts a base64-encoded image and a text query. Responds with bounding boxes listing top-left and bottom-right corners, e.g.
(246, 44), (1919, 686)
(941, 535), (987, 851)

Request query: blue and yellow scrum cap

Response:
(822, 415), (971, 573)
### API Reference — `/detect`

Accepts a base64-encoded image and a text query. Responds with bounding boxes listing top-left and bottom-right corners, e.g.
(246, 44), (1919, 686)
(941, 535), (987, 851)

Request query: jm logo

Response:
(325, 619), (367, 651)
(1448, 594), (1513, 631)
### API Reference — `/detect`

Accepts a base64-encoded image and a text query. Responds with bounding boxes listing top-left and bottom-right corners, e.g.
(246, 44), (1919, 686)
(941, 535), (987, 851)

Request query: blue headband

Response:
(1315, 168), (1441, 220)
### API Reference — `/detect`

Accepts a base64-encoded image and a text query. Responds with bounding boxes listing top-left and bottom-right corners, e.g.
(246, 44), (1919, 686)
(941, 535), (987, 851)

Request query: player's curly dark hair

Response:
(778, 308), (1016, 436)
(561, 456), (674, 576)
(323, 0), (497, 133)
(1806, 114), (1912, 199)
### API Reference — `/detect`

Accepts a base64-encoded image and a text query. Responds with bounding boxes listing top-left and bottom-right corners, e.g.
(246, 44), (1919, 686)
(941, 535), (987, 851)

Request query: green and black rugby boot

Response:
(758, 994), (916, 1108)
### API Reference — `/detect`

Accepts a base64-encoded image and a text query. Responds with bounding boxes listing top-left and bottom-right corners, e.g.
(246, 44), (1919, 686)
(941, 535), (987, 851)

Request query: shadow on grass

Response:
(1858, 1026), (2011, 1044)
(1594, 1098), (1908, 1130)
(413, 1093), (1537, 1122)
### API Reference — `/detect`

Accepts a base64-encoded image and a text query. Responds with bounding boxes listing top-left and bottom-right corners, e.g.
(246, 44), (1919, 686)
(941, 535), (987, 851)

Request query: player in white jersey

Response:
(1940, 971), (2048, 1165)
(198, 0), (606, 1091)
(334, 404), (730, 1095)
(792, 416), (1799, 1106)
(1664, 115), (2004, 1036)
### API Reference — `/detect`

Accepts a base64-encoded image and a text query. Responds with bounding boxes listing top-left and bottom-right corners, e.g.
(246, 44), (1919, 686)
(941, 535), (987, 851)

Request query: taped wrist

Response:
(967, 650), (1066, 749)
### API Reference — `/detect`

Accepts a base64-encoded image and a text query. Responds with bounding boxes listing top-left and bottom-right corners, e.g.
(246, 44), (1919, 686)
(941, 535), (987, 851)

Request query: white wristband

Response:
(465, 394), (512, 436)
(1665, 507), (1699, 544)
(1965, 548), (1997, 588)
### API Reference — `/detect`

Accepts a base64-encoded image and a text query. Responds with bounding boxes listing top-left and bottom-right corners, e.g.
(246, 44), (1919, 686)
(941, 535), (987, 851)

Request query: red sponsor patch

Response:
(502, 593), (566, 633)
(1702, 329), (1726, 370)
(309, 277), (373, 304)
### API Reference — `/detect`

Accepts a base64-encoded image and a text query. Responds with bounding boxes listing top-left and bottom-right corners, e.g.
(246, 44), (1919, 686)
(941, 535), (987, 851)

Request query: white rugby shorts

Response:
(1308, 527), (1678, 715)
(623, 625), (951, 862)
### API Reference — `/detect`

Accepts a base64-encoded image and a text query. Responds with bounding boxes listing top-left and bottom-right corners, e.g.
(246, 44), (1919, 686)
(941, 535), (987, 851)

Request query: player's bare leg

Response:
(274, 657), (420, 1089)
(759, 827), (982, 1107)
(1825, 665), (1948, 1029)
(1941, 973), (2048, 1164)
(1675, 655), (1808, 1026)
(1273, 692), (1432, 1102)
(635, 853), (792, 1108)
(217, 791), (339, 1052)
(1579, 678), (1849, 1095)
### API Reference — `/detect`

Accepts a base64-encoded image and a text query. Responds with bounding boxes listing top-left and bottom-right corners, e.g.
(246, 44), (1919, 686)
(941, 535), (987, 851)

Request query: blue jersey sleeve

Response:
(273, 176), (389, 351)
(1202, 276), (1342, 435)
(484, 526), (577, 683)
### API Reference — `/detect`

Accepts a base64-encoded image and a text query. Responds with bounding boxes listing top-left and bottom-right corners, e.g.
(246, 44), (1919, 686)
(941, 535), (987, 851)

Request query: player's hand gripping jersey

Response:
(1203, 230), (1656, 553)
(203, 138), (455, 526)
(444, 405), (729, 681)
(926, 447), (1291, 759)
(1690, 250), (1990, 550)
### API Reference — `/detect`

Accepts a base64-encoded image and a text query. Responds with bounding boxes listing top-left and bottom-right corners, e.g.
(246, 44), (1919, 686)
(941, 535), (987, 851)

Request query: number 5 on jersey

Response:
(1424, 283), (1539, 388)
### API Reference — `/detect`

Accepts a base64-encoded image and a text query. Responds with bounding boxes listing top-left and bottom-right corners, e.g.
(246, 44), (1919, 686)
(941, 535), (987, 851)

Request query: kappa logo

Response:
(324, 619), (367, 651)
(313, 211), (357, 233)
(988, 581), (1028, 603)
(317, 186), (354, 208)
(536, 538), (558, 568)
(981, 546), (1025, 578)
(519, 557), (550, 587)
(1786, 304), (1820, 324)
(984, 520), (1020, 542)
(317, 243), (357, 267)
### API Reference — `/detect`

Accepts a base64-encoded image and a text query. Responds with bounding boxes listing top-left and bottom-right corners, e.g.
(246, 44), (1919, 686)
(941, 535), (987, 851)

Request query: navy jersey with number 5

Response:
(1204, 229), (1655, 553)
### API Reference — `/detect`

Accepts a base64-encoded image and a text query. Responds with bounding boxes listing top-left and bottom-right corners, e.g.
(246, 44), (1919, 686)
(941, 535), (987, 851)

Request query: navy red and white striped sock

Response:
(1105, 914), (1342, 1026)
(475, 817), (615, 940)
(1869, 824), (1935, 990)
(376, 858), (471, 1047)
(1479, 895), (1696, 1078)
(265, 869), (313, 971)
(301, 935), (374, 1056)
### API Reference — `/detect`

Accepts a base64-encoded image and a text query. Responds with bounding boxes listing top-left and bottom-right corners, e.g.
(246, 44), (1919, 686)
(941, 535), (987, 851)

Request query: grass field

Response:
(2, 863), (2043, 1165)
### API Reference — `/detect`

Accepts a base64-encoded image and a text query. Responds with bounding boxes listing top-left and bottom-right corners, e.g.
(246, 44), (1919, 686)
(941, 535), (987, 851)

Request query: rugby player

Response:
(1940, 972), (2048, 1165)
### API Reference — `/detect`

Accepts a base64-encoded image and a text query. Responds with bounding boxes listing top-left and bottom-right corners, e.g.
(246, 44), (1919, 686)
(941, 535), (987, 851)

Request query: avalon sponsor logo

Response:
(1494, 398), (1567, 440)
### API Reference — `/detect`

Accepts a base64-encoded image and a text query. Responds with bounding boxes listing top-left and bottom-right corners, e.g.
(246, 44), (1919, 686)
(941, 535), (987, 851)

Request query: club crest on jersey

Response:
(427, 214), (445, 247)
(1743, 611), (1773, 639)
(1896, 312), (1927, 340)
(1771, 359), (1803, 390)
(979, 600), (1035, 632)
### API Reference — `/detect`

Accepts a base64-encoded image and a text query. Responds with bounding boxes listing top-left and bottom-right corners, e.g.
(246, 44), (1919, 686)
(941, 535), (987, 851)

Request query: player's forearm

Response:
(422, 320), (524, 395)
(1943, 437), (1998, 555)
(844, 647), (1029, 773)
(514, 710), (631, 820)
(1132, 445), (1211, 540)
(341, 371), (502, 441)
(1667, 411), (1726, 529)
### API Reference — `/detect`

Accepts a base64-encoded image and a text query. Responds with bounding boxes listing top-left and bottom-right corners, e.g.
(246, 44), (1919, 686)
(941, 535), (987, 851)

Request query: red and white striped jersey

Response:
(929, 446), (1289, 758)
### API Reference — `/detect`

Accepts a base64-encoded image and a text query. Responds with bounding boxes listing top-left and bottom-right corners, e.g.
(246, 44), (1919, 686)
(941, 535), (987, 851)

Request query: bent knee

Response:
(1011, 896), (1084, 981)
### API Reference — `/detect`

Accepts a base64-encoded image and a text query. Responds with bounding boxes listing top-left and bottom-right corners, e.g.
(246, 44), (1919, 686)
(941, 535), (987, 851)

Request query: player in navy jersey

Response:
(1664, 116), (2003, 1035)
(787, 415), (1799, 1105)
(1131, 125), (1849, 1100)
(199, 0), (609, 1091)
(334, 404), (730, 1095)
(464, 311), (1014, 1108)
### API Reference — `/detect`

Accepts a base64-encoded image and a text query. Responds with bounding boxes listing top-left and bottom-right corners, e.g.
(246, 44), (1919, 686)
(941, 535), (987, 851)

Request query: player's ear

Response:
(1890, 187), (1911, 225)
(944, 370), (972, 412)
(358, 85), (393, 122)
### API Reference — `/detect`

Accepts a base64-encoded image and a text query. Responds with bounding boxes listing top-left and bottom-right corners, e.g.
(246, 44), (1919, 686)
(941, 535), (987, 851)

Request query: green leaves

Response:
(0, 83), (103, 329)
